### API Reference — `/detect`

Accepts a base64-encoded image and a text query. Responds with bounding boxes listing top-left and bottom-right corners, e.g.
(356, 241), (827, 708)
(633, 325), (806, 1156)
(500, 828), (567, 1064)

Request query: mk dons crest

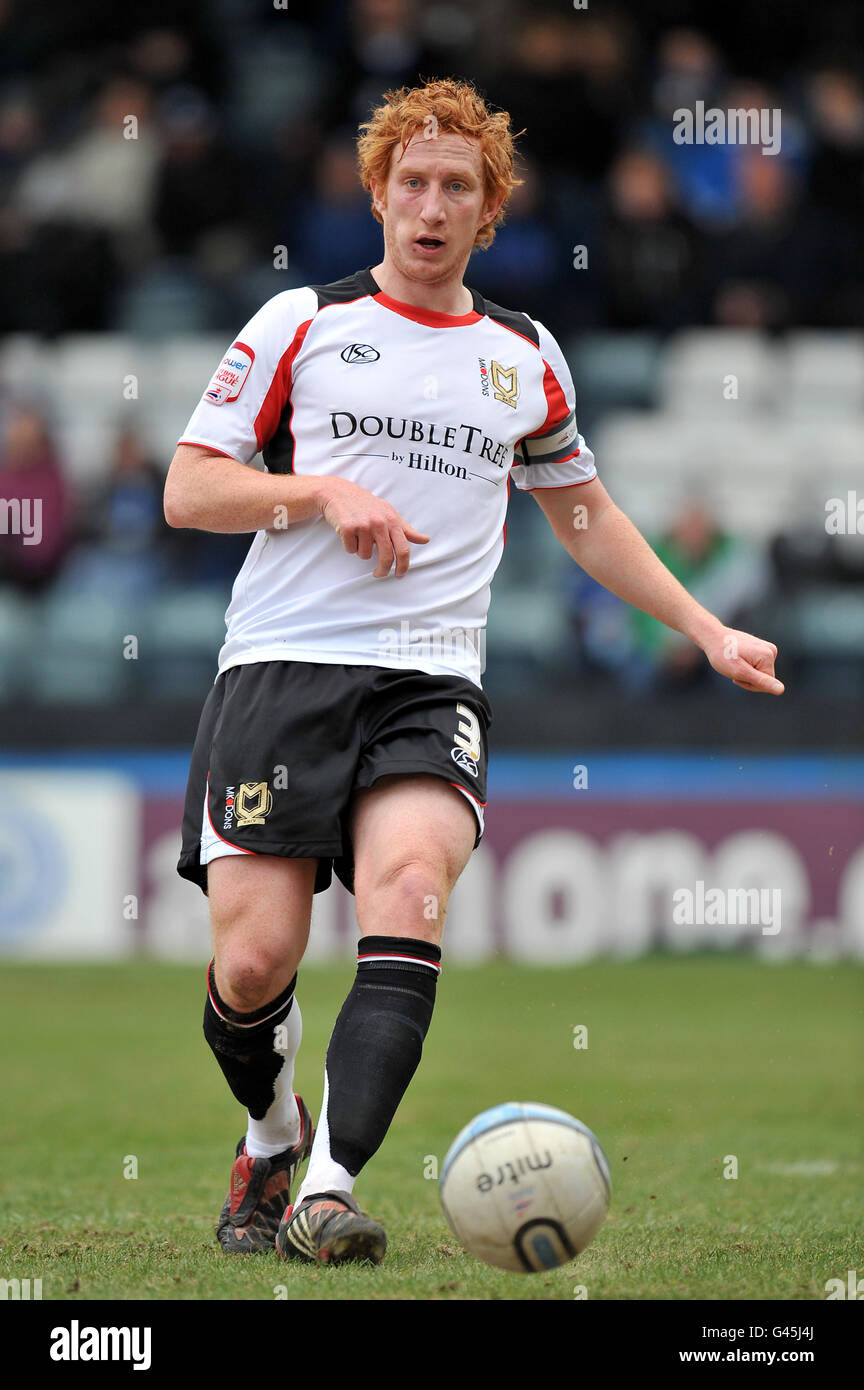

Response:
(235, 781), (273, 827)
(490, 361), (519, 408)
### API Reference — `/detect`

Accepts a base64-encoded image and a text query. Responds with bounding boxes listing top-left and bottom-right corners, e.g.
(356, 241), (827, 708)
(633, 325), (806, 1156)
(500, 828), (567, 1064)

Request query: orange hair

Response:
(357, 78), (521, 250)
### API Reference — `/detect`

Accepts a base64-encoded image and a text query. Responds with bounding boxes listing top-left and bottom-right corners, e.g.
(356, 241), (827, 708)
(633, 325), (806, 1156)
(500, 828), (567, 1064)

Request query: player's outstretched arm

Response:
(531, 479), (784, 695)
(164, 445), (429, 577)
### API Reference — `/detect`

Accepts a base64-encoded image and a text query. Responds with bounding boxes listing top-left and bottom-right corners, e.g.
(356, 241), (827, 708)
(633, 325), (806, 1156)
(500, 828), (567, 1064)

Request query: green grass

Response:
(0, 958), (861, 1300)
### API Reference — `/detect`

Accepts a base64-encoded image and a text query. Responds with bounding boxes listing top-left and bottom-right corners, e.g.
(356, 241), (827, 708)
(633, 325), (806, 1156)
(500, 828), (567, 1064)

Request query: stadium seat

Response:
(0, 589), (36, 698)
(0, 336), (56, 406)
(31, 591), (139, 702)
(592, 411), (858, 541)
(50, 336), (144, 419)
(113, 265), (220, 340)
(144, 588), (226, 697)
(789, 590), (864, 653)
(485, 585), (572, 662)
(55, 416), (116, 486)
(783, 332), (864, 418)
(564, 333), (661, 417)
(158, 337), (233, 398)
(658, 330), (778, 417)
(225, 34), (329, 146)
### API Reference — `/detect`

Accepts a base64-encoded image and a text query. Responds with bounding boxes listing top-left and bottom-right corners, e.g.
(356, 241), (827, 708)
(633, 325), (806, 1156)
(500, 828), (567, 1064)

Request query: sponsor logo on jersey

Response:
(203, 342), (255, 406)
(450, 701), (481, 778)
(234, 781), (273, 827)
(340, 342), (380, 363)
(330, 412), (511, 470)
(490, 361), (519, 408)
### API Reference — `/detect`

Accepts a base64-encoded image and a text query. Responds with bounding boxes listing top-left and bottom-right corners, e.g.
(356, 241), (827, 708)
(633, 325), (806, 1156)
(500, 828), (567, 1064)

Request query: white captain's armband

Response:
(522, 409), (581, 465)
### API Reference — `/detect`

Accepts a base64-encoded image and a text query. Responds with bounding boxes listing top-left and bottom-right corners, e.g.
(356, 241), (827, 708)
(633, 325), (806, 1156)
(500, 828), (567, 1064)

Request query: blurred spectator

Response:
(0, 405), (70, 592)
(802, 65), (864, 323)
(14, 76), (160, 262)
(597, 147), (704, 329)
(153, 86), (256, 275)
(650, 27), (726, 122)
(287, 132), (383, 284)
(707, 149), (833, 328)
(128, 28), (203, 98)
(467, 158), (560, 321)
(330, 0), (445, 130)
(629, 502), (770, 689)
(566, 501), (772, 691)
(86, 427), (170, 558)
(806, 66), (864, 221)
(63, 427), (174, 598)
(645, 28), (737, 229)
(0, 75), (160, 333)
(0, 90), (41, 202)
(494, 12), (635, 183)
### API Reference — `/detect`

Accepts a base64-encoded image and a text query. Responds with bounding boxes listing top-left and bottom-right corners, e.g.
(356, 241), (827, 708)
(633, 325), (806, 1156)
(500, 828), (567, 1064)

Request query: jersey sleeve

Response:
(177, 287), (317, 465)
(510, 320), (597, 491)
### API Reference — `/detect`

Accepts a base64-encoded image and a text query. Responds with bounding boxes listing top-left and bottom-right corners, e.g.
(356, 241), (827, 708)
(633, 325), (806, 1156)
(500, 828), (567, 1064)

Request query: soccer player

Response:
(164, 78), (783, 1266)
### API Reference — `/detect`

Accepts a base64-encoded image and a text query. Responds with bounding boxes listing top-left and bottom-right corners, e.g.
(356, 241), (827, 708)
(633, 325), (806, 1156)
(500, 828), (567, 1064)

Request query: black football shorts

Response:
(177, 660), (492, 896)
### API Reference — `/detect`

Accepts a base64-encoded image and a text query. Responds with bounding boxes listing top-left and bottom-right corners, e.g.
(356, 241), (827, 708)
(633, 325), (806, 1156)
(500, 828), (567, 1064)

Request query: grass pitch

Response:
(0, 957), (860, 1301)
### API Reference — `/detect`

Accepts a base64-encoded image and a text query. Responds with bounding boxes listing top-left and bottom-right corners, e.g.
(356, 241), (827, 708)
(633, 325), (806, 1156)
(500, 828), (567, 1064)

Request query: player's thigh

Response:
(207, 853), (317, 1008)
(350, 774), (477, 940)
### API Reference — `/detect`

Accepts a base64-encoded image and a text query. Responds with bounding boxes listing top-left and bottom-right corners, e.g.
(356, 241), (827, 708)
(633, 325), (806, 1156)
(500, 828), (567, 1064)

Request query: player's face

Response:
(372, 132), (503, 288)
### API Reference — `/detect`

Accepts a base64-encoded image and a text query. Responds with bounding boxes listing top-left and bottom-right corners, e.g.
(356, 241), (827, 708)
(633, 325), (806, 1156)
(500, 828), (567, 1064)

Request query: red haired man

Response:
(164, 79), (782, 1266)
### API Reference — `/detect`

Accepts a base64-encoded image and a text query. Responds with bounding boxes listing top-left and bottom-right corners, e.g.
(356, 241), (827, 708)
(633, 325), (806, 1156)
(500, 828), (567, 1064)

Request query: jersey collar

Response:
(358, 266), (484, 327)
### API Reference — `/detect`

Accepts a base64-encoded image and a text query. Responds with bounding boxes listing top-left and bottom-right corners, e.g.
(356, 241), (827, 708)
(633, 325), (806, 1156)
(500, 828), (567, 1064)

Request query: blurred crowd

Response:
(0, 0), (862, 338)
(0, 0), (863, 703)
(0, 403), (250, 597)
(2, 395), (861, 700)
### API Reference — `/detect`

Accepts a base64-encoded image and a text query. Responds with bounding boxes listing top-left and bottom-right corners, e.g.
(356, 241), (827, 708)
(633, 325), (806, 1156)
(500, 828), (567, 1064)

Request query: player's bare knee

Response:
(356, 857), (450, 938)
(215, 951), (289, 1013)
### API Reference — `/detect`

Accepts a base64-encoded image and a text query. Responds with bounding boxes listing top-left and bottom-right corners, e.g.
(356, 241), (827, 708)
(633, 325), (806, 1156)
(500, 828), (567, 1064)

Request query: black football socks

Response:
(297, 935), (441, 1200)
(203, 960), (302, 1156)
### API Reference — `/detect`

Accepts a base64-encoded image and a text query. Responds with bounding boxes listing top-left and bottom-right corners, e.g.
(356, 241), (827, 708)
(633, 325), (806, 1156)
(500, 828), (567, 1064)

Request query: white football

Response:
(439, 1101), (611, 1272)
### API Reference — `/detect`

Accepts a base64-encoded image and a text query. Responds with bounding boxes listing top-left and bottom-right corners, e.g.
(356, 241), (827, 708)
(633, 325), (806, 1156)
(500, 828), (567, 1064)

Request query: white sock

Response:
(295, 1067), (354, 1202)
(245, 999), (303, 1159)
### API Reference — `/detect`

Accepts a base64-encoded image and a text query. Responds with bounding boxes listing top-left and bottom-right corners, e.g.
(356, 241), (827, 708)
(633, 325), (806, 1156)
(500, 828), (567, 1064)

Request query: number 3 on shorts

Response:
(450, 702), (482, 778)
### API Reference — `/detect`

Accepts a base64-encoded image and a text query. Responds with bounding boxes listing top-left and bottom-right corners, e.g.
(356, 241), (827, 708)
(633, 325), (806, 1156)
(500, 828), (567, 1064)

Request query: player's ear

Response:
(479, 191), (506, 233)
(371, 177), (387, 218)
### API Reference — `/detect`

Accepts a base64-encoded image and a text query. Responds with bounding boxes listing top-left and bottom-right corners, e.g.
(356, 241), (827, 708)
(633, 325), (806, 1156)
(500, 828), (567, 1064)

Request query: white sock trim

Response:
(244, 1000), (303, 1158)
(296, 1068), (354, 1202)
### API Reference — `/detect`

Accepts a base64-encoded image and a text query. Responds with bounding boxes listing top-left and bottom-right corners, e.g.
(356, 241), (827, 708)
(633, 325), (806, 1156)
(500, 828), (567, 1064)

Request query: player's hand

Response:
(317, 476), (430, 577)
(702, 627), (785, 694)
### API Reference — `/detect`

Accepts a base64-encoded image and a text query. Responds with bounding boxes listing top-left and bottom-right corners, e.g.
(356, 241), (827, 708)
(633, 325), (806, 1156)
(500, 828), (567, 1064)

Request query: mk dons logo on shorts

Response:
(450, 702), (481, 778)
(490, 361), (519, 409)
(234, 781), (273, 827)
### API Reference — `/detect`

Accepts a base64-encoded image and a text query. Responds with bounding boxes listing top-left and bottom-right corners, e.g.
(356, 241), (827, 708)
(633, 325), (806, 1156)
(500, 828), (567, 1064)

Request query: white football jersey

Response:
(179, 267), (596, 687)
